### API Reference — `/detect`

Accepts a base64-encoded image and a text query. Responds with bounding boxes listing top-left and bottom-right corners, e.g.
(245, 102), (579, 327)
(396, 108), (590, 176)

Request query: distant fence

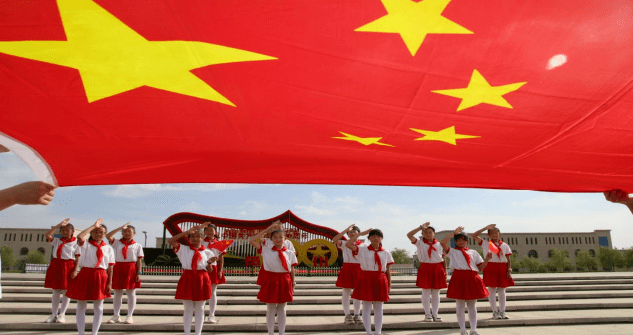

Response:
(24, 263), (418, 276)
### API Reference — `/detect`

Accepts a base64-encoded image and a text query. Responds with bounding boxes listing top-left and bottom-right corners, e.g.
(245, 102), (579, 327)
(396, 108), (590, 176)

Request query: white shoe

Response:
(499, 311), (509, 319)
(353, 314), (362, 324)
(432, 314), (442, 322)
(44, 314), (57, 323)
(424, 314), (433, 322)
(470, 331), (480, 335)
(107, 316), (120, 324)
(492, 311), (500, 319)
(460, 330), (469, 335)
(55, 315), (65, 323)
(344, 314), (354, 325)
(206, 315), (217, 324)
(124, 316), (133, 324)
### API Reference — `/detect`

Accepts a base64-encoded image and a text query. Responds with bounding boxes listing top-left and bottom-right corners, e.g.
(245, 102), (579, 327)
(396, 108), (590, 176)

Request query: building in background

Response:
(0, 227), (82, 261)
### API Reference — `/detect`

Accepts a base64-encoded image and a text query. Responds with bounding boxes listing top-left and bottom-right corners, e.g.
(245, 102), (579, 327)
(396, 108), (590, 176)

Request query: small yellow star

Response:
(333, 132), (394, 147)
(0, 0), (276, 105)
(307, 245), (331, 257)
(356, 0), (473, 56)
(410, 126), (479, 145)
(432, 70), (527, 111)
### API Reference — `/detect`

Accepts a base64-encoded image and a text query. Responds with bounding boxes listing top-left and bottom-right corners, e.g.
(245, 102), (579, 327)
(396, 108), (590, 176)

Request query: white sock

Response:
(373, 301), (384, 334)
(421, 289), (431, 316)
(498, 288), (507, 312)
(431, 289), (440, 316)
(183, 300), (194, 335)
(487, 287), (498, 312)
(456, 299), (466, 332)
(92, 300), (104, 335)
(125, 289), (136, 317)
(276, 303), (287, 335)
(51, 290), (61, 316)
(76, 300), (87, 335)
(467, 299), (478, 332)
(362, 301), (373, 335)
(112, 290), (123, 317)
(342, 288), (352, 315)
(208, 284), (218, 318)
(59, 291), (70, 317)
(194, 300), (205, 335)
(353, 298), (361, 315)
(266, 303), (277, 335)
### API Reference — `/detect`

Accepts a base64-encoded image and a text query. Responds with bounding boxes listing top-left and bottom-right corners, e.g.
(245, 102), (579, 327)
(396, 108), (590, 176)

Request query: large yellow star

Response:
(307, 245), (331, 257)
(0, 0), (276, 105)
(410, 126), (479, 145)
(355, 0), (472, 56)
(333, 132), (395, 147)
(432, 70), (527, 111)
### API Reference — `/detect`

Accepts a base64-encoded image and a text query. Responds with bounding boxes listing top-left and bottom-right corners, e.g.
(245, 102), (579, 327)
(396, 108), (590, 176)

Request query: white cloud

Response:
(511, 194), (590, 208)
(104, 183), (249, 198)
(294, 204), (337, 216)
(294, 192), (363, 217)
(239, 200), (268, 216)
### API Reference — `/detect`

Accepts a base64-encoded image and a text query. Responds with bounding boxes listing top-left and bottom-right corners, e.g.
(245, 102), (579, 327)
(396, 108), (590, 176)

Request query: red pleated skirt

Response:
(175, 269), (212, 301)
(257, 271), (293, 303)
(416, 262), (448, 289)
(66, 267), (111, 301)
(256, 267), (269, 286)
(44, 258), (75, 290)
(336, 263), (362, 289)
(209, 265), (226, 285)
(112, 262), (141, 290)
(351, 271), (390, 302)
(446, 269), (489, 300)
(483, 262), (515, 288)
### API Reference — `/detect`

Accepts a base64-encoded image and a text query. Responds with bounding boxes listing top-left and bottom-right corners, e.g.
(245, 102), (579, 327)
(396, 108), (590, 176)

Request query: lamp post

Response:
(142, 231), (147, 247)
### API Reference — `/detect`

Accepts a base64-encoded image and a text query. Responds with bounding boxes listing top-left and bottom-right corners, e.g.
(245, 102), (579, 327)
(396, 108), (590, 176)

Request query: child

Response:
(257, 220), (296, 286)
(473, 224), (514, 319)
(43, 218), (80, 323)
(105, 222), (144, 324)
(66, 219), (115, 335)
(249, 224), (298, 335)
(332, 224), (364, 325)
(168, 222), (218, 335)
(406, 221), (446, 322)
(204, 223), (225, 324)
(440, 226), (492, 335)
(347, 228), (394, 335)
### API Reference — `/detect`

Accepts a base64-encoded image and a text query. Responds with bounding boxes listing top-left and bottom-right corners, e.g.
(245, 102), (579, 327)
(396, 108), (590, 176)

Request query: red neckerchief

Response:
(57, 237), (76, 259)
(454, 247), (471, 268)
(119, 238), (135, 260)
(352, 240), (363, 259)
(423, 238), (438, 258)
(204, 237), (218, 248)
(368, 244), (385, 270)
(272, 246), (289, 272)
(89, 240), (106, 267)
(490, 239), (503, 258)
(189, 245), (206, 270)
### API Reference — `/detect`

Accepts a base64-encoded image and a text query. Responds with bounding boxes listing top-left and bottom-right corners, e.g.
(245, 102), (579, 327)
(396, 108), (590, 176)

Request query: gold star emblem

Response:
(333, 132), (394, 147)
(356, 0), (473, 56)
(410, 126), (479, 145)
(307, 245), (331, 257)
(432, 70), (527, 111)
(0, 0), (276, 105)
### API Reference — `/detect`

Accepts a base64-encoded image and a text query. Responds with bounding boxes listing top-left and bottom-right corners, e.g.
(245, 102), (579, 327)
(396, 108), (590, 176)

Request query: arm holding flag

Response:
(106, 222), (130, 245)
(0, 181), (56, 211)
(604, 190), (633, 215)
(406, 222), (430, 244)
(472, 224), (496, 245)
(45, 218), (70, 243)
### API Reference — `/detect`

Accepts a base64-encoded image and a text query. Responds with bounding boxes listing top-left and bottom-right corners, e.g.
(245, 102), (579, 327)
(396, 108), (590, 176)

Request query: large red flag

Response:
(1, 0), (632, 192)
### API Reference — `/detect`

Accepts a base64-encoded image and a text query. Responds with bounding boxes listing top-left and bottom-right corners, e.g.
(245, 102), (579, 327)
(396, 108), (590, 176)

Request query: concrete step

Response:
(0, 308), (631, 332)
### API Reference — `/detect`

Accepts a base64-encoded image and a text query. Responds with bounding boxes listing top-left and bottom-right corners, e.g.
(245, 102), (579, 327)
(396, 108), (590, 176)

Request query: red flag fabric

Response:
(1, 0), (632, 192)
(208, 240), (234, 254)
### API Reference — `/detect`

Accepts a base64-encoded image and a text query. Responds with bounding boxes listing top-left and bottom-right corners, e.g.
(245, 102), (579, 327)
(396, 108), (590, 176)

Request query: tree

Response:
(1, 246), (16, 270)
(509, 254), (520, 272)
(25, 250), (47, 264)
(519, 256), (540, 272)
(597, 247), (625, 271)
(575, 250), (598, 271)
(391, 248), (412, 264)
(548, 248), (573, 271)
(624, 248), (633, 270)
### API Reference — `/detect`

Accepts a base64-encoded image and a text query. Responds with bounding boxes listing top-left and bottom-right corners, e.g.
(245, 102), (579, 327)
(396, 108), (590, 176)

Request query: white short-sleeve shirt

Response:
(262, 238), (295, 253)
(50, 237), (80, 260)
(355, 244), (394, 272)
(259, 245), (298, 273)
(336, 240), (365, 264)
(479, 239), (513, 263)
(446, 248), (484, 272)
(174, 244), (217, 271)
(412, 238), (444, 263)
(112, 239), (144, 263)
(77, 240), (115, 269)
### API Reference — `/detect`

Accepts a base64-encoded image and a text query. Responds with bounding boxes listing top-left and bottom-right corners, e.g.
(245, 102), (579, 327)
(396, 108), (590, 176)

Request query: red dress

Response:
(416, 262), (448, 289)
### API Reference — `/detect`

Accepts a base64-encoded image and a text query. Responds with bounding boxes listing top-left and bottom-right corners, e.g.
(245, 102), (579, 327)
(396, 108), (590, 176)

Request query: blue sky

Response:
(1, 152), (631, 254)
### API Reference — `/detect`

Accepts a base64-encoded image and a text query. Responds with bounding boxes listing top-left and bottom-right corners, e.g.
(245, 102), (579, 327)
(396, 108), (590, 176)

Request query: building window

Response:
(3, 234), (6, 241)
(20, 234), (23, 242)
(30, 234), (33, 241)
(548, 250), (554, 257)
(589, 249), (595, 257)
(512, 250), (518, 256)
(526, 237), (529, 245)
(20, 247), (29, 255)
(566, 237), (569, 244)
(575, 249), (581, 257)
(13, 233), (16, 241)
(528, 250), (538, 258)
(37, 247), (46, 254)
(558, 237), (561, 244)
(535, 237), (538, 245)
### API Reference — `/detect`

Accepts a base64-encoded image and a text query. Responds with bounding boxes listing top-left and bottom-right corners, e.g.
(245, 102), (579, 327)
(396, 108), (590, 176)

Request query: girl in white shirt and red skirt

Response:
(346, 228), (394, 335)
(407, 221), (447, 322)
(332, 224), (364, 325)
(203, 223), (225, 324)
(440, 226), (492, 335)
(249, 224), (298, 335)
(168, 222), (219, 335)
